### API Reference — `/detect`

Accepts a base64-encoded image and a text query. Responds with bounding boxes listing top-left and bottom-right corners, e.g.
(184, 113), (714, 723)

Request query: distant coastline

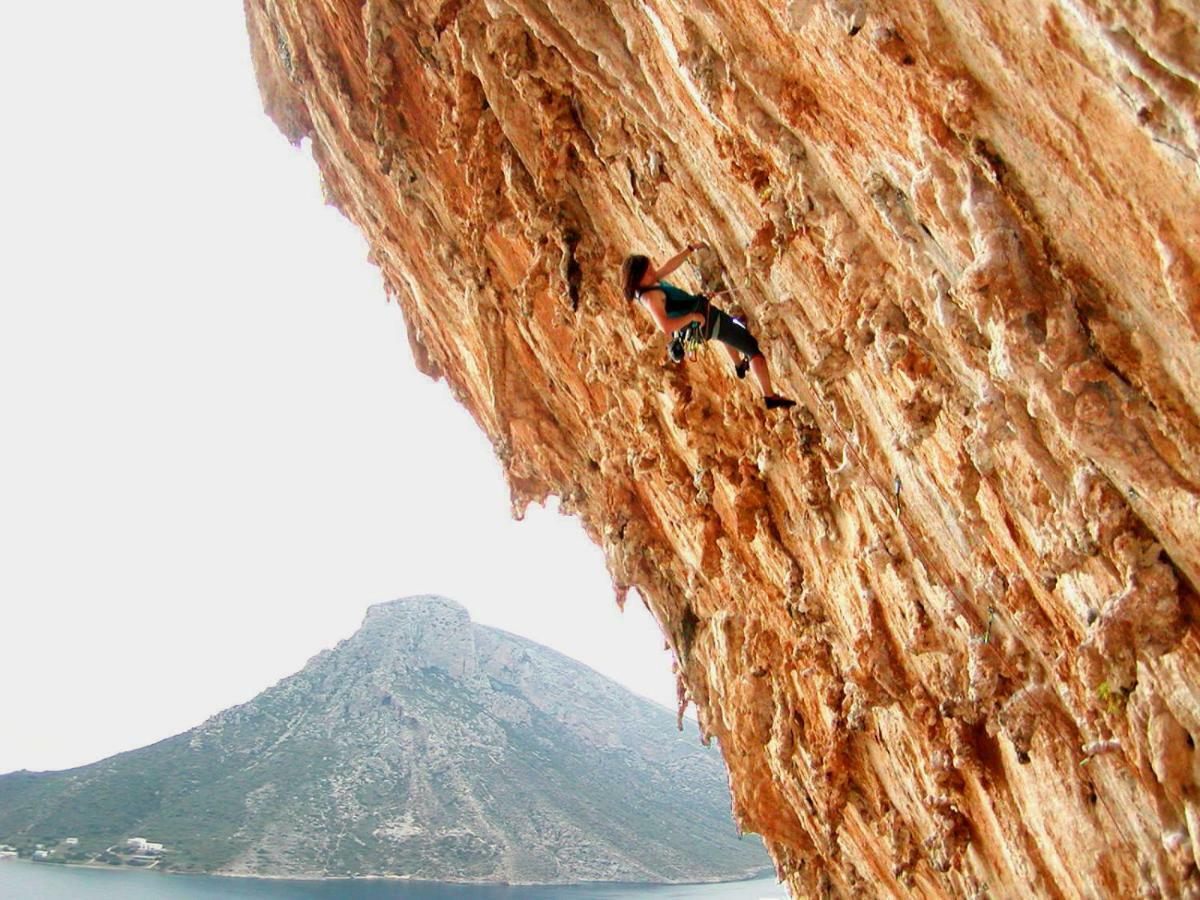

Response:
(6, 855), (775, 887)
(206, 864), (778, 887)
(0, 597), (770, 884)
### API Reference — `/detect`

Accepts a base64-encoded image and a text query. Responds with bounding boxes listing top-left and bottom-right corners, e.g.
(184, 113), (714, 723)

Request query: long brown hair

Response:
(620, 254), (651, 301)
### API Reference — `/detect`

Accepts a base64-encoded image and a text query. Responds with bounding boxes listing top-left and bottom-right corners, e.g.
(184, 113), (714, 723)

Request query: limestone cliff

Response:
(243, 1), (1200, 895)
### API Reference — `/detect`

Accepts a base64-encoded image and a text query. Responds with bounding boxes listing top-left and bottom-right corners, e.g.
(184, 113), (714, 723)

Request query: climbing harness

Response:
(664, 290), (753, 368)
(668, 292), (715, 363)
(668, 321), (707, 362)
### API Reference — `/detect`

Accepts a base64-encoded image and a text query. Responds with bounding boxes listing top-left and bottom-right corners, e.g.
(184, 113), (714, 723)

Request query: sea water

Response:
(0, 861), (786, 900)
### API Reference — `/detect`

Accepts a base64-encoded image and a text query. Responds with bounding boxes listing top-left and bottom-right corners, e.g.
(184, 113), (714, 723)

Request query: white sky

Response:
(0, 3), (677, 774)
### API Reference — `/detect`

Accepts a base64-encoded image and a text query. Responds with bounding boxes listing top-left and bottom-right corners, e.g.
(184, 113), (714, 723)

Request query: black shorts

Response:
(705, 307), (762, 358)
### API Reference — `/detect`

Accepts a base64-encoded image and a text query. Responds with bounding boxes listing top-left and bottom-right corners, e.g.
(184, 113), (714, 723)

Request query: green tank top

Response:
(645, 281), (705, 319)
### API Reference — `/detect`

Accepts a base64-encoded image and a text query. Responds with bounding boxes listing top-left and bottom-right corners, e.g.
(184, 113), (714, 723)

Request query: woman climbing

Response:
(621, 244), (797, 410)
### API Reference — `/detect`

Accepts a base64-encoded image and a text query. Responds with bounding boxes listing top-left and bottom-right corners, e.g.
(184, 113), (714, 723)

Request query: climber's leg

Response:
(749, 354), (772, 396)
(752, 356), (796, 408)
(710, 310), (762, 383)
(709, 309), (795, 408)
(708, 310), (760, 358)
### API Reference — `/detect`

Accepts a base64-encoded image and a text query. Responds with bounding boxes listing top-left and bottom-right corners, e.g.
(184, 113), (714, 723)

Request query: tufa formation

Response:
(243, 1), (1200, 896)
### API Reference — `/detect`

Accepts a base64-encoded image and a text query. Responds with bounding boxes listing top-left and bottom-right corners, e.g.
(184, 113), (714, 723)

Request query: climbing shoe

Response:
(735, 356), (750, 379)
(764, 395), (797, 410)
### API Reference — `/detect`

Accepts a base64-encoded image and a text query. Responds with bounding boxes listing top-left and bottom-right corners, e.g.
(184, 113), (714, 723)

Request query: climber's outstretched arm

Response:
(652, 242), (706, 280)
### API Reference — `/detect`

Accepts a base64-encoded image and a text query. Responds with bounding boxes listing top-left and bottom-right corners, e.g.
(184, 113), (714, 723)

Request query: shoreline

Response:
(2, 858), (143, 875)
(3, 856), (775, 888)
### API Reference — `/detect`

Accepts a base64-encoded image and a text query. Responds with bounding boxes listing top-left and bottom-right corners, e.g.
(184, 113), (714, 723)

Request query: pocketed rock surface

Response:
(243, 1), (1200, 895)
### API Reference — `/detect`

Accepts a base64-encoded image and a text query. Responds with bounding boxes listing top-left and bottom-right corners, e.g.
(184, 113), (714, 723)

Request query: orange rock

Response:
(245, 0), (1200, 894)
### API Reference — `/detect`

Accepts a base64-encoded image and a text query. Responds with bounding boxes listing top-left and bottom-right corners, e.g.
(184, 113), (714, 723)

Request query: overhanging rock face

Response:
(243, 1), (1200, 895)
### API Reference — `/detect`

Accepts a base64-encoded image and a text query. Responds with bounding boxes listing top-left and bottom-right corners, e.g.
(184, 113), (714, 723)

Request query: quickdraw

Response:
(668, 321), (706, 362)
(668, 295), (715, 363)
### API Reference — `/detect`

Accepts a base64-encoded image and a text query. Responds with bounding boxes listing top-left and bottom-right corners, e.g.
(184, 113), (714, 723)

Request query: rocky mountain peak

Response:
(357, 594), (476, 679)
(0, 597), (769, 883)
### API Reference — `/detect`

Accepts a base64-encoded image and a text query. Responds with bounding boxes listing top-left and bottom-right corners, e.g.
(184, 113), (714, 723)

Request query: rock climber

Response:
(621, 244), (797, 410)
